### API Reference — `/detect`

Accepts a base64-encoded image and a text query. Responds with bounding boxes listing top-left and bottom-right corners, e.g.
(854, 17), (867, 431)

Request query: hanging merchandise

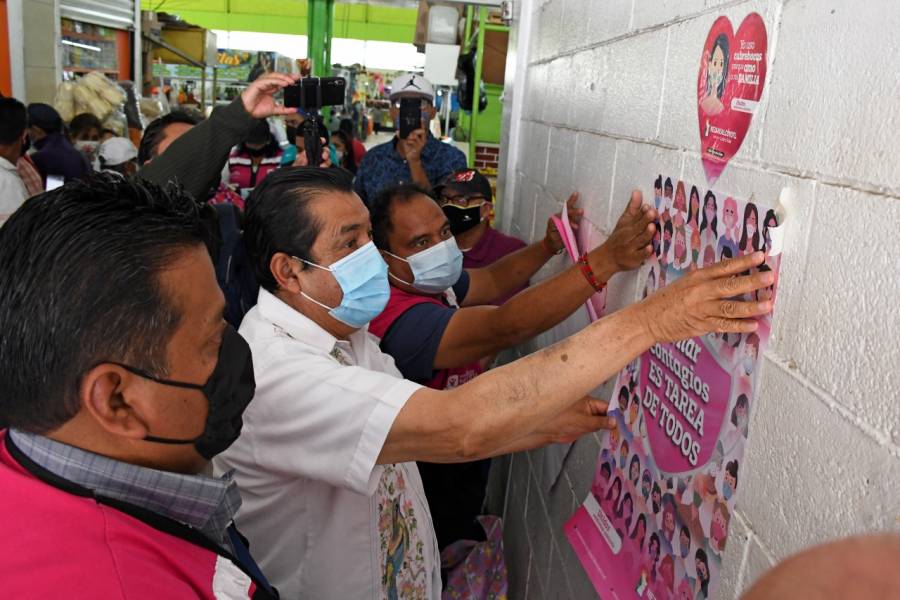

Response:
(457, 51), (488, 113)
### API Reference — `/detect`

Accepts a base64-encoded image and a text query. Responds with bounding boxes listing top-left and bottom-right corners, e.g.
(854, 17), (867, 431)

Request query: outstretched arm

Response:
(463, 192), (584, 306)
(379, 251), (774, 464)
(140, 72), (299, 200)
(433, 191), (656, 369)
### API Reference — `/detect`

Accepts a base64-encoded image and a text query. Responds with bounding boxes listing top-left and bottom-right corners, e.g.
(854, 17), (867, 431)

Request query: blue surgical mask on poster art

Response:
(723, 482), (734, 500)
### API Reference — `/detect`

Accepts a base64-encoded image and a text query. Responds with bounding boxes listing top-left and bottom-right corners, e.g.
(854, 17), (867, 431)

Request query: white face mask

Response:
(747, 224), (756, 237)
(334, 150), (344, 164)
(75, 140), (99, 157)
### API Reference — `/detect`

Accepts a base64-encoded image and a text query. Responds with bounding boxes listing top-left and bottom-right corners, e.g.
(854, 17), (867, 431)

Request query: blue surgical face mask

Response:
(296, 241), (390, 328)
(723, 482), (734, 500)
(384, 237), (463, 294)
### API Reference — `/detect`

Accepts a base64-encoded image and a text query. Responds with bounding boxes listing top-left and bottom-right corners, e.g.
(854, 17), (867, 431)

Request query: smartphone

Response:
(283, 77), (346, 110)
(398, 97), (421, 139)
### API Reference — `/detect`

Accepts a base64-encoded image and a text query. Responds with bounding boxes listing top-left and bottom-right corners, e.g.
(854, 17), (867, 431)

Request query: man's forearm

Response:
(488, 262), (605, 349)
(447, 302), (654, 461)
(408, 159), (431, 190)
(140, 98), (259, 200)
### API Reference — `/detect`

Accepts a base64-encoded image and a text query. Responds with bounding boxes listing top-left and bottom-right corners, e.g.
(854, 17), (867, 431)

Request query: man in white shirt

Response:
(215, 167), (774, 599)
(0, 98), (29, 225)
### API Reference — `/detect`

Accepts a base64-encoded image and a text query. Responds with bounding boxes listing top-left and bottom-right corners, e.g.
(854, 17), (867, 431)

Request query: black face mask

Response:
(21, 136), (31, 155)
(443, 204), (483, 235)
(113, 325), (256, 460)
(285, 126), (298, 143)
(244, 144), (268, 157)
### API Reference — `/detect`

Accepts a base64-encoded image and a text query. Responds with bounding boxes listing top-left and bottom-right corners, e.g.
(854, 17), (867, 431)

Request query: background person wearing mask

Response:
(68, 112), (103, 170)
(97, 137), (138, 177)
(0, 97), (29, 221)
(0, 175), (274, 599)
(435, 168), (529, 305)
(215, 166), (773, 599)
(26, 103), (90, 185)
(340, 117), (366, 168)
(354, 73), (467, 205)
(330, 128), (357, 174)
(227, 119), (283, 200)
(367, 184), (655, 549)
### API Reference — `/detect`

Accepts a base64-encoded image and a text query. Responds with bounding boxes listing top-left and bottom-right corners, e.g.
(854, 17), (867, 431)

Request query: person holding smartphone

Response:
(354, 73), (467, 206)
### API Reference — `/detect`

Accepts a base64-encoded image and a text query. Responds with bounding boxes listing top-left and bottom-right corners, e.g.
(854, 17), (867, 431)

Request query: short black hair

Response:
(243, 167), (355, 292)
(0, 174), (207, 433)
(370, 183), (434, 252)
(138, 110), (203, 166)
(69, 113), (103, 138)
(0, 97), (27, 145)
(725, 459), (739, 486)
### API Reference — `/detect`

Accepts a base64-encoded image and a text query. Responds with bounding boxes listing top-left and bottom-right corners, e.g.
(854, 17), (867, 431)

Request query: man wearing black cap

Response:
(26, 103), (90, 185)
(434, 168), (529, 305)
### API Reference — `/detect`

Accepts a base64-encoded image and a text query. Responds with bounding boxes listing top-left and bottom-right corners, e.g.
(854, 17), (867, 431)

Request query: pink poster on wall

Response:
(697, 13), (768, 184)
(564, 175), (785, 600)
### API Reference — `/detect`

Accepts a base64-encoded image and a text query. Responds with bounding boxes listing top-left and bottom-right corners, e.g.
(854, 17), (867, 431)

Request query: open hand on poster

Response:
(600, 190), (657, 272)
(641, 250), (773, 342)
(543, 192), (584, 254)
(538, 396), (616, 444)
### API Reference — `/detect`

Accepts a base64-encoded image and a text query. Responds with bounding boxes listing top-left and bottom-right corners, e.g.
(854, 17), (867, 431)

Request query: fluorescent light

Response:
(62, 39), (101, 52)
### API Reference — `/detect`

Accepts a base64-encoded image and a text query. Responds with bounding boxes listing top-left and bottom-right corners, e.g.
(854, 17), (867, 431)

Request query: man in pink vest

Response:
(227, 120), (284, 203)
(368, 183), (657, 549)
(0, 175), (275, 599)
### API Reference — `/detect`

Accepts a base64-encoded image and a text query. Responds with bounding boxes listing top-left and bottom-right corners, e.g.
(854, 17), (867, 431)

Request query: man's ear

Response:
(79, 364), (151, 440)
(270, 252), (302, 294)
(481, 201), (494, 222)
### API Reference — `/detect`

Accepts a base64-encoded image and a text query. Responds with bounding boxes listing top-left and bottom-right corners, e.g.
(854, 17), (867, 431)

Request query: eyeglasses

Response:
(438, 194), (487, 208)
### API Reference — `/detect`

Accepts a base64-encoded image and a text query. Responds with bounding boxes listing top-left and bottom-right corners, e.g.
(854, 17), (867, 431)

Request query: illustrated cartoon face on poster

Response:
(565, 175), (784, 600)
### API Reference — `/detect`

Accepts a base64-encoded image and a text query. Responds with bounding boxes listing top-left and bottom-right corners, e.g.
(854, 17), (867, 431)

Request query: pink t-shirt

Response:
(0, 430), (269, 599)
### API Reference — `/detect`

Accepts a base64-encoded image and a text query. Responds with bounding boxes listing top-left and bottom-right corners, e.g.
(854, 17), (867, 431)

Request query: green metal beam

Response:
(307, 0), (333, 77)
(142, 1), (416, 44)
(468, 6), (487, 167)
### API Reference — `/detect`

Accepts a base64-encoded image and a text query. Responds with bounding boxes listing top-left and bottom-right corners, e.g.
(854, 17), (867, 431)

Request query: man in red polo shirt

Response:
(435, 168), (530, 305)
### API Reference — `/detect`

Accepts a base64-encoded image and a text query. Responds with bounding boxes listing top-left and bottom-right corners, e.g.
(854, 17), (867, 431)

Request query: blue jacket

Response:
(30, 133), (91, 184)
(354, 133), (466, 206)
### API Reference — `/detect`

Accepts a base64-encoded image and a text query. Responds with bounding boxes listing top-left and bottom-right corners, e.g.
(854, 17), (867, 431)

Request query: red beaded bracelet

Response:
(577, 253), (606, 292)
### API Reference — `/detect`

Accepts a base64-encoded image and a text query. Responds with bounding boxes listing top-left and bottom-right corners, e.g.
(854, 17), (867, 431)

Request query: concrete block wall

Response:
(491, 0), (900, 597)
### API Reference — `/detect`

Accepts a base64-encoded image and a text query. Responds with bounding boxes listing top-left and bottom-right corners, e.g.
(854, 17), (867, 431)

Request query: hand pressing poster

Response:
(564, 176), (784, 600)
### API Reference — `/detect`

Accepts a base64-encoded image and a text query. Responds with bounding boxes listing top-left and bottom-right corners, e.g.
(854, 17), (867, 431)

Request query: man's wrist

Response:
(540, 236), (562, 257)
(587, 245), (618, 283)
(623, 302), (659, 349)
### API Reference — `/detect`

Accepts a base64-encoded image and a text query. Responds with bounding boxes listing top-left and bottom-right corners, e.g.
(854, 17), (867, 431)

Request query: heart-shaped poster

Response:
(697, 13), (768, 184)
